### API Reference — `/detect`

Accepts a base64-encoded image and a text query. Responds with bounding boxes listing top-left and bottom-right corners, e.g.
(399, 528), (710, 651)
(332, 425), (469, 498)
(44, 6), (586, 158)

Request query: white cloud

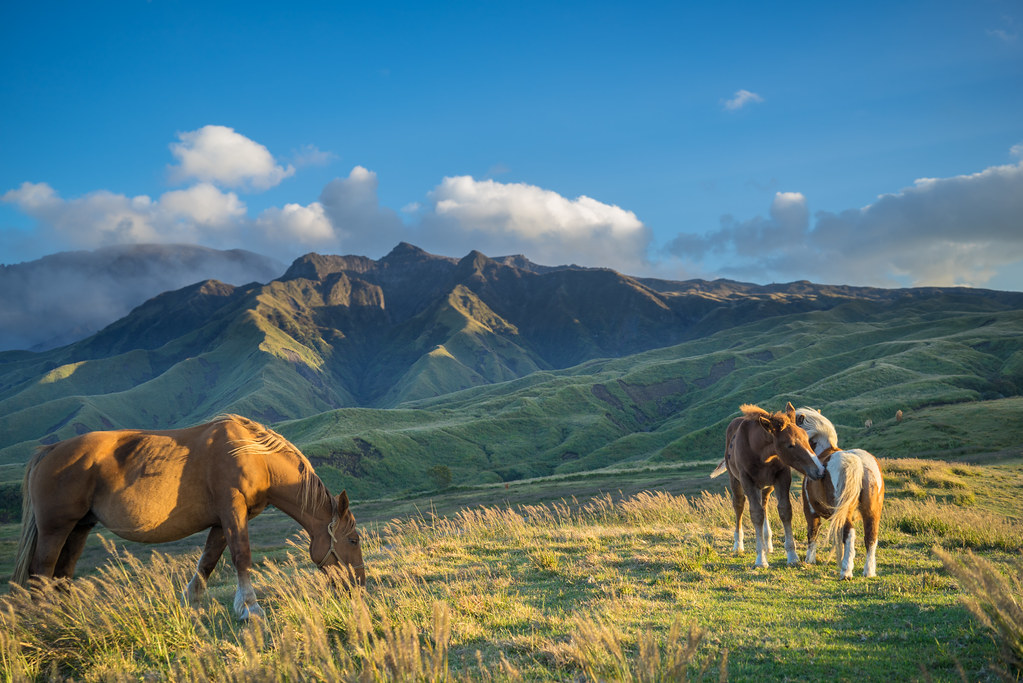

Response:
(169, 125), (295, 190)
(256, 202), (335, 245)
(1011, 142), (1023, 159)
(724, 89), (764, 111)
(420, 176), (651, 271)
(160, 183), (245, 227)
(318, 166), (407, 256)
(667, 160), (1023, 287)
(2, 181), (248, 248)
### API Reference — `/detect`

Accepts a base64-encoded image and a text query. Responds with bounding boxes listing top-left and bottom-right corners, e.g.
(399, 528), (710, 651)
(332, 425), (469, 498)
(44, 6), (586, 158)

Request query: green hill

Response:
(279, 293), (1023, 499)
(1, 243), (1021, 497)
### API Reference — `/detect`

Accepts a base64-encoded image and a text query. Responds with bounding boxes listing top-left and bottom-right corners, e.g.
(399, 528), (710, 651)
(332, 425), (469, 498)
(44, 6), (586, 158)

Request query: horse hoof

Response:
(238, 604), (265, 621)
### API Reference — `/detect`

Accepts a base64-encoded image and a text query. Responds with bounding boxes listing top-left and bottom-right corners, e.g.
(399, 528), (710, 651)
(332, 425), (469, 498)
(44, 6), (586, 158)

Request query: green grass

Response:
(3, 457), (1022, 680)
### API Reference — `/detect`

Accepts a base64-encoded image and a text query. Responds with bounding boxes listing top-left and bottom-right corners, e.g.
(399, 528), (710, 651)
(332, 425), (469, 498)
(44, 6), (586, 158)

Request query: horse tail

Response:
(824, 451), (865, 548)
(11, 447), (49, 586)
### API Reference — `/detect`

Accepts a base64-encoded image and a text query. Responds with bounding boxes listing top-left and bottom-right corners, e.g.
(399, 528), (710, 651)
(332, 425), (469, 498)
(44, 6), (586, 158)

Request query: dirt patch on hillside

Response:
(591, 384), (623, 410)
(693, 357), (736, 388)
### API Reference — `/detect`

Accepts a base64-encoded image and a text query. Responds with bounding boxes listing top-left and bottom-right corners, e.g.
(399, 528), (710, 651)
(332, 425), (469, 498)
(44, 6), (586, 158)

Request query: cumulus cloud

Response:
(315, 166), (408, 255)
(159, 183), (246, 227)
(419, 176), (652, 271)
(256, 202), (334, 246)
(667, 159), (1023, 287)
(169, 125), (295, 190)
(3, 181), (247, 249)
(724, 89), (764, 111)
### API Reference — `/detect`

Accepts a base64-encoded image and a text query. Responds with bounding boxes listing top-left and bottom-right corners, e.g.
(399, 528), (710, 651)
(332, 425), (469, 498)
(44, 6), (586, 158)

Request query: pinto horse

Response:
(795, 407), (885, 579)
(11, 414), (365, 619)
(710, 403), (825, 568)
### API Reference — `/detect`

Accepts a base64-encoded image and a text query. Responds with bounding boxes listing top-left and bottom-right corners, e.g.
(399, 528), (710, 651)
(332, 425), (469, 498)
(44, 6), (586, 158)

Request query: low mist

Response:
(0, 244), (284, 352)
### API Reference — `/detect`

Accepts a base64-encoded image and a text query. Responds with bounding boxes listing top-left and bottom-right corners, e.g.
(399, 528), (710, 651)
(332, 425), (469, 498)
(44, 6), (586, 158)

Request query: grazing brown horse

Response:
(710, 403), (825, 568)
(795, 407), (885, 579)
(12, 414), (365, 619)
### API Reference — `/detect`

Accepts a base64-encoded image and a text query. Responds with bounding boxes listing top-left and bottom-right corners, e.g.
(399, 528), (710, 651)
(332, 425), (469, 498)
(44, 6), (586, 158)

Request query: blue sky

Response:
(2, 0), (1022, 289)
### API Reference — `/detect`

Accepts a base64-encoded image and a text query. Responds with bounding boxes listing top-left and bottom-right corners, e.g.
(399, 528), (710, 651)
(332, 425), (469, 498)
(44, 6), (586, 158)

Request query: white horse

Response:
(794, 408), (885, 579)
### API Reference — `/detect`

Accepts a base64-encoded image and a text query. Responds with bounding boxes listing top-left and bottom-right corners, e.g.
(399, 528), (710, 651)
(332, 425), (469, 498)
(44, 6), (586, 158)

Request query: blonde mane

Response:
(216, 414), (326, 514)
(795, 407), (839, 453)
(739, 403), (770, 419)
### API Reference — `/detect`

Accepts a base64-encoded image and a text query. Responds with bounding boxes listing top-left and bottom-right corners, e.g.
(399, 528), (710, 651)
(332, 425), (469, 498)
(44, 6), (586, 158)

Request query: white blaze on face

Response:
(810, 452), (825, 477)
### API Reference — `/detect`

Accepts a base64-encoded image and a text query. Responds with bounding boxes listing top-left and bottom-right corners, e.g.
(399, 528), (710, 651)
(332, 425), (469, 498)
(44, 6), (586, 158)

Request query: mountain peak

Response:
(282, 252), (375, 281)
(382, 242), (431, 261)
(455, 249), (501, 281)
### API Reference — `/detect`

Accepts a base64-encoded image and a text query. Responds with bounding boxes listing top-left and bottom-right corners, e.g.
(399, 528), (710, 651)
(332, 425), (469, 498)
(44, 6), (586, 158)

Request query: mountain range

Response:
(0, 244), (284, 351)
(2, 243), (1021, 496)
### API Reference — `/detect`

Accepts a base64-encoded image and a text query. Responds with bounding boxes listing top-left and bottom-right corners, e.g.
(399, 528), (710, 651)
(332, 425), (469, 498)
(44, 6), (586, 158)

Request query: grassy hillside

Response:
(277, 295), (1023, 499)
(3, 457), (1021, 680)
(7, 244), (1020, 475)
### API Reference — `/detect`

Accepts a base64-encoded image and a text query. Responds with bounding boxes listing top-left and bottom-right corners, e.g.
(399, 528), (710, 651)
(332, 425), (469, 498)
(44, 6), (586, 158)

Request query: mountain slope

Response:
(277, 293), (1023, 498)
(0, 244), (284, 351)
(2, 243), (1021, 470)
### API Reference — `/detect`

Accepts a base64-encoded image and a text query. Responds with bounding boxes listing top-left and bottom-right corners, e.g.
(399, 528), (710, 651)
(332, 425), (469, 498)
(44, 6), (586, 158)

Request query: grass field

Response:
(3, 456), (1021, 681)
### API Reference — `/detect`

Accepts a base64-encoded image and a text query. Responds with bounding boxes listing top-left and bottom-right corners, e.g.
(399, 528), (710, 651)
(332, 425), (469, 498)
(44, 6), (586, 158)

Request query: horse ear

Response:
(758, 415), (773, 432)
(795, 413), (805, 426)
(336, 490), (350, 513)
(786, 402), (796, 417)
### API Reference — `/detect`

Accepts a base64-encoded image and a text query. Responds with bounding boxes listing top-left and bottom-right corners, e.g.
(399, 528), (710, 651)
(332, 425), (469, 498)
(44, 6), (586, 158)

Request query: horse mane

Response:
(739, 404), (770, 419)
(215, 414), (327, 515)
(795, 407), (839, 450)
(740, 403), (794, 428)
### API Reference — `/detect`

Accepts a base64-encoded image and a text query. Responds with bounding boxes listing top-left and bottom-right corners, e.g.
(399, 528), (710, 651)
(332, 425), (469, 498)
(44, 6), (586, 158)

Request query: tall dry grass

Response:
(1, 491), (729, 681)
(934, 546), (1023, 681)
(3, 480), (1019, 680)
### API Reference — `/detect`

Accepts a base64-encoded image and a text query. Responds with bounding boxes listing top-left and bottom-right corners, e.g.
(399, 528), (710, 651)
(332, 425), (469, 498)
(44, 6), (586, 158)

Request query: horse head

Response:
(794, 406), (839, 456)
(758, 403), (825, 480)
(310, 490), (366, 587)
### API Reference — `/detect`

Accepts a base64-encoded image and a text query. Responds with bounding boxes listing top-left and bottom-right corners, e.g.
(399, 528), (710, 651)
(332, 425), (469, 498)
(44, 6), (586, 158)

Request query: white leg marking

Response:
(754, 529), (770, 568)
(733, 528), (744, 553)
(864, 540), (877, 577)
(763, 517), (774, 553)
(783, 521), (799, 565)
(233, 578), (263, 621)
(839, 528), (856, 579)
(806, 540), (817, 564)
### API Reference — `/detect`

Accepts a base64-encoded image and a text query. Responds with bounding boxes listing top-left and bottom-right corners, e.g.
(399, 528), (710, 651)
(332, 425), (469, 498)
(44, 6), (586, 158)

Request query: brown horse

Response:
(710, 403), (825, 568)
(11, 414), (365, 619)
(795, 407), (884, 579)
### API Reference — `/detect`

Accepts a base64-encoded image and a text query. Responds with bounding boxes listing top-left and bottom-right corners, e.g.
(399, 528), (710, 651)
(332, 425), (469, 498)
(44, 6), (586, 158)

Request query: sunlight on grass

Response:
(3, 472), (1022, 680)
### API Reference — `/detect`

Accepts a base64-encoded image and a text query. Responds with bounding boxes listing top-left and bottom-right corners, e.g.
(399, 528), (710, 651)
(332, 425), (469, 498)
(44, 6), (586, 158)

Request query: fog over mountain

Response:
(0, 244), (284, 351)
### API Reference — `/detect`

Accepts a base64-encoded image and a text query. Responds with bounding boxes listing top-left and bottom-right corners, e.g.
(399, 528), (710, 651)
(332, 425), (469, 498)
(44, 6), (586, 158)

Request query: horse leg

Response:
(836, 522), (856, 579)
(863, 510), (880, 578)
(183, 526), (228, 607)
(221, 495), (263, 620)
(803, 491), (822, 564)
(53, 516), (97, 579)
(760, 487), (774, 553)
(29, 523), (77, 582)
(728, 473), (746, 553)
(743, 480), (769, 568)
(774, 473), (799, 566)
